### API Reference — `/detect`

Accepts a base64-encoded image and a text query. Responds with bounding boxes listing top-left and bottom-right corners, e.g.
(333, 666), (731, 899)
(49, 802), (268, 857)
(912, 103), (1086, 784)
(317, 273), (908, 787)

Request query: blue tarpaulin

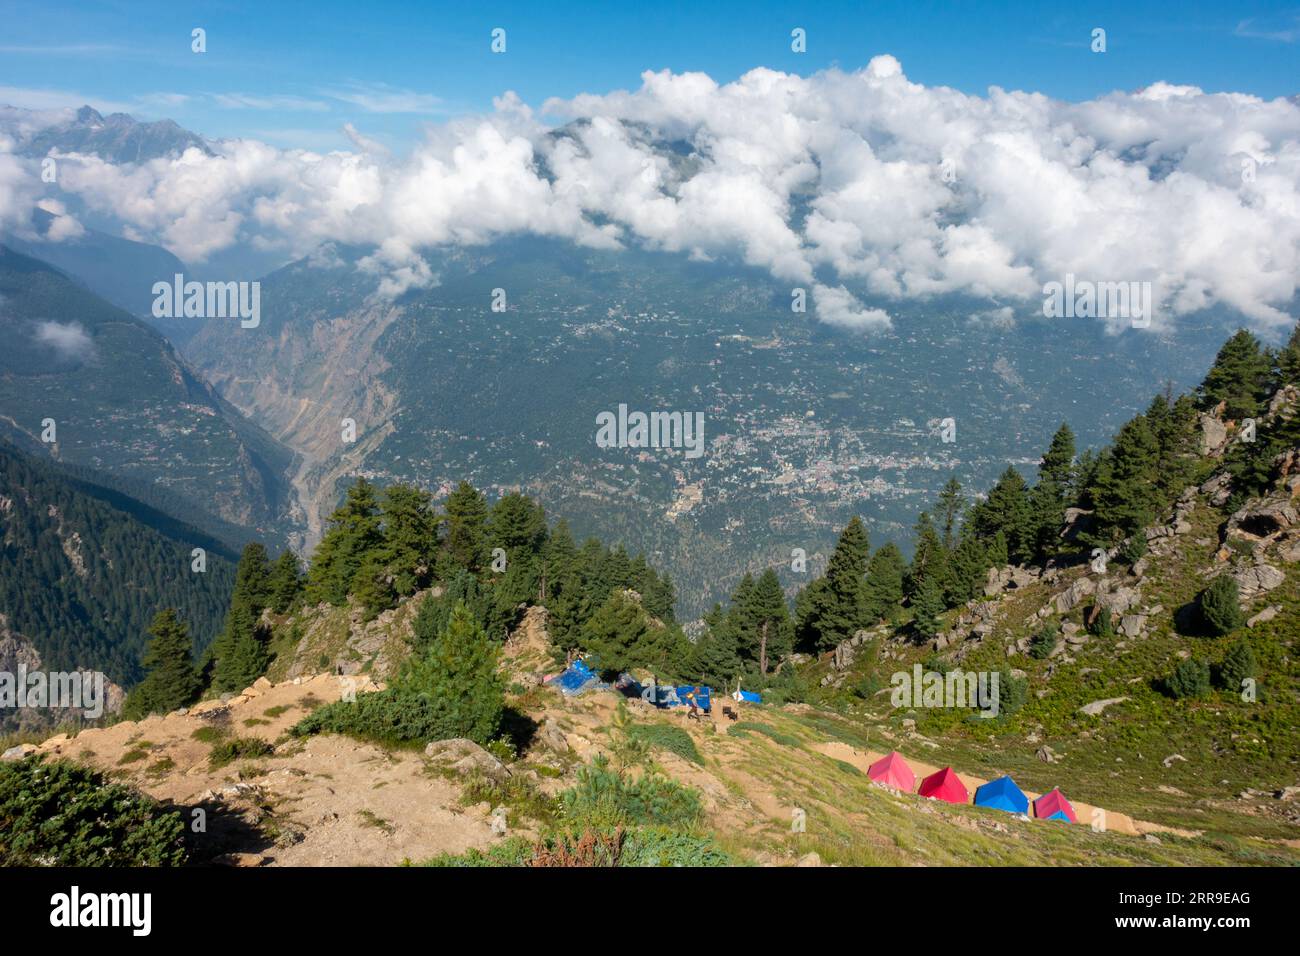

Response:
(547, 659), (602, 696)
(736, 690), (762, 704)
(611, 676), (711, 712)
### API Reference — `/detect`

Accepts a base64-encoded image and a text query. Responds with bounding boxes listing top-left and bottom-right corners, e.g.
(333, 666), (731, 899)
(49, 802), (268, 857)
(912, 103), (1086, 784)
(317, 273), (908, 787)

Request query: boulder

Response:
(1053, 577), (1096, 614)
(1079, 697), (1129, 717)
(1198, 413), (1228, 456)
(1036, 745), (1058, 764)
(1233, 564), (1285, 600)
(2, 743), (37, 761)
(424, 738), (511, 784)
(1118, 614), (1147, 638)
(1247, 605), (1281, 628)
(1096, 586), (1141, 616)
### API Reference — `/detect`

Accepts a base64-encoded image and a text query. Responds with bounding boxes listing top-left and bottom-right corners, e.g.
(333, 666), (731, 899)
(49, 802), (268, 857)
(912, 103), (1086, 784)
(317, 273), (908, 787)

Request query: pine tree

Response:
(412, 570), (486, 650)
(943, 525), (991, 606)
(972, 467), (1034, 562)
(1199, 575), (1244, 635)
(747, 568), (790, 675)
(691, 604), (742, 686)
(798, 517), (870, 652)
(1085, 416), (1160, 547)
(1217, 639), (1256, 694)
(907, 512), (945, 598)
(935, 478), (965, 552)
(379, 484), (436, 597)
(910, 573), (945, 639)
(1198, 329), (1272, 420)
(122, 609), (199, 719)
(214, 599), (268, 692)
(1030, 423), (1076, 558)
(266, 551), (302, 614)
(580, 591), (686, 675)
(307, 478), (384, 605)
(486, 492), (547, 559)
(862, 543), (905, 623)
(394, 601), (504, 746)
(442, 481), (489, 574)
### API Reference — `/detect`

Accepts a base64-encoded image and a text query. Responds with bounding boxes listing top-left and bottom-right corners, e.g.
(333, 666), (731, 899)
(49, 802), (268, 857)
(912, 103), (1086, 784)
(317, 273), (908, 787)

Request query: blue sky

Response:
(1, 0), (1297, 150)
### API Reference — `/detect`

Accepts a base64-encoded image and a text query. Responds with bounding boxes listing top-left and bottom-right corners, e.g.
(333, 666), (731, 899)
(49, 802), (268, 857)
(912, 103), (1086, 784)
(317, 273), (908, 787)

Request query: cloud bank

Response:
(6, 57), (1300, 332)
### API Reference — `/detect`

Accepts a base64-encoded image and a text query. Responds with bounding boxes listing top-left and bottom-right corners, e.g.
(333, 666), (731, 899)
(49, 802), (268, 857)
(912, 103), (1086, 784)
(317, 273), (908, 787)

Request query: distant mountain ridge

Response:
(3, 104), (212, 163)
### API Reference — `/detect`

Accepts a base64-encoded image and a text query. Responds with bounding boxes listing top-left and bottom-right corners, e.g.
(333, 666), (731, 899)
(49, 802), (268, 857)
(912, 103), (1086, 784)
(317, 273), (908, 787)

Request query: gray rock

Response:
(1054, 578), (1096, 614)
(1036, 745), (1058, 764)
(425, 738), (511, 784)
(1247, 605), (1281, 627)
(1118, 614), (1147, 638)
(1233, 563), (1285, 599)
(1079, 697), (1129, 717)
(2, 744), (37, 761)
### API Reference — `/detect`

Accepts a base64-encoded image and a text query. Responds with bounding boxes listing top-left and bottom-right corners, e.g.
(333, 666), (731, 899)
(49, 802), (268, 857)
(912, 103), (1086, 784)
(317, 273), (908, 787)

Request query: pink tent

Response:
(867, 751), (916, 792)
(918, 766), (969, 804)
(1033, 787), (1078, 823)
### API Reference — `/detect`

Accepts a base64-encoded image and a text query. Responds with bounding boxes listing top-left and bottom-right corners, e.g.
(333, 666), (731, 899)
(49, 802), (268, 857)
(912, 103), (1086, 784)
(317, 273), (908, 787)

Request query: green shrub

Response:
(627, 723), (702, 765)
(1217, 640), (1257, 694)
(291, 689), (452, 746)
(1120, 534), (1148, 566)
(559, 755), (702, 829)
(209, 736), (273, 768)
(619, 827), (732, 866)
(418, 837), (535, 867)
(1166, 659), (1212, 699)
(1028, 625), (1058, 660)
(1086, 606), (1114, 637)
(0, 757), (187, 866)
(1198, 576), (1244, 635)
(731, 721), (800, 747)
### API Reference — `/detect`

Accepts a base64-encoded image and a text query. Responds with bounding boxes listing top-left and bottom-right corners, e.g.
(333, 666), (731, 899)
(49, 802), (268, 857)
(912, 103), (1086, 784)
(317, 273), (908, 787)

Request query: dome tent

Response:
(1033, 787), (1078, 823)
(918, 766), (968, 804)
(867, 751), (916, 792)
(974, 775), (1030, 814)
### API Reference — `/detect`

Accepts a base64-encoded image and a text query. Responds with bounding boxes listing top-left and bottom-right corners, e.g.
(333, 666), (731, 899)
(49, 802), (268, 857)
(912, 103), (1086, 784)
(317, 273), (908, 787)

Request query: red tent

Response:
(1033, 787), (1078, 823)
(918, 766), (969, 804)
(867, 751), (916, 792)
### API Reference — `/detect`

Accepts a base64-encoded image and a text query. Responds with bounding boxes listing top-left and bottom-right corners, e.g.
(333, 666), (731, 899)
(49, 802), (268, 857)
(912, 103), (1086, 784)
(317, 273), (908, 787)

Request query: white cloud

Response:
(10, 58), (1300, 331)
(325, 82), (443, 114)
(211, 93), (330, 112)
(34, 320), (94, 360)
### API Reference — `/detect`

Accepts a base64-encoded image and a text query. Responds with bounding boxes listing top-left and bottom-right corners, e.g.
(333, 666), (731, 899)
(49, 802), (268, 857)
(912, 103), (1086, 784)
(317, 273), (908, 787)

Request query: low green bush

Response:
(0, 756), (187, 866)
(559, 755), (702, 829)
(627, 723), (702, 764)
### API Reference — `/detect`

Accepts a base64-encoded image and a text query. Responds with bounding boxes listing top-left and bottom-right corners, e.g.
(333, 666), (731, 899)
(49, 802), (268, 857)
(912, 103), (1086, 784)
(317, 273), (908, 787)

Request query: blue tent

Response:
(547, 659), (602, 696)
(973, 775), (1030, 814)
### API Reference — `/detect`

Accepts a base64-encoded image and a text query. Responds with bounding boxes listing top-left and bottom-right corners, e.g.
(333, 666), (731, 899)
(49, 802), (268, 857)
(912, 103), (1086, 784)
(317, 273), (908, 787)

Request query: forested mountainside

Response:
(0, 243), (296, 544)
(179, 235), (1240, 616)
(0, 440), (236, 688)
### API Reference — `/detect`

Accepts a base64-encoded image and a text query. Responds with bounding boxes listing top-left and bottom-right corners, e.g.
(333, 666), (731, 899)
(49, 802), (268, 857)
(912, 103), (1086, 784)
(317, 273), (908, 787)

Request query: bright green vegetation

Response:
(0, 756), (187, 866)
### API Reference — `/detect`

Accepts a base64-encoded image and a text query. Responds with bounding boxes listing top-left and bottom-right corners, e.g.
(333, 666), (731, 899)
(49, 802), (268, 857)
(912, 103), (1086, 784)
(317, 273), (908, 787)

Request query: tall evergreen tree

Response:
(123, 609), (199, 719)
(1198, 329), (1272, 420)
(972, 467), (1034, 563)
(442, 481), (489, 574)
(379, 484), (437, 597)
(862, 543), (905, 623)
(307, 478), (384, 605)
(906, 511), (945, 598)
(796, 517), (870, 651)
(935, 478), (965, 552)
(267, 551), (303, 614)
(1030, 423), (1076, 558)
(747, 568), (791, 675)
(393, 601), (504, 746)
(1084, 416), (1160, 546)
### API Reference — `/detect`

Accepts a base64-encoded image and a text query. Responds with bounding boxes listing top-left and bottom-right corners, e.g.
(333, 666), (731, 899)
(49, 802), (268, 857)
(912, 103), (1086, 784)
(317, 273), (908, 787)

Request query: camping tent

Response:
(974, 775), (1030, 815)
(918, 767), (968, 804)
(867, 751), (916, 792)
(1033, 787), (1078, 823)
